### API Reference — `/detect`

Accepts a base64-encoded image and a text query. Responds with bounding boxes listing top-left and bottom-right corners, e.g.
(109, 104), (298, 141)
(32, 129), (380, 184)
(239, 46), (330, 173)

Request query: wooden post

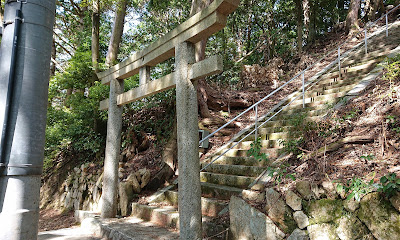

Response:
(101, 78), (124, 218)
(175, 41), (202, 239)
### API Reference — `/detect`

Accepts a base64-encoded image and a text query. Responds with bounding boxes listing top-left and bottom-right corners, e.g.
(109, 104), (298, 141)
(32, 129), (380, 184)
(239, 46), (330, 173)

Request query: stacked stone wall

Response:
(231, 180), (400, 240)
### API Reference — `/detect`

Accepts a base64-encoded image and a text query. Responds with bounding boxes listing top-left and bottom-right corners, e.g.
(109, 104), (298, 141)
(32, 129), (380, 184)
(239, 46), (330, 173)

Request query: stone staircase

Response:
(129, 21), (400, 236)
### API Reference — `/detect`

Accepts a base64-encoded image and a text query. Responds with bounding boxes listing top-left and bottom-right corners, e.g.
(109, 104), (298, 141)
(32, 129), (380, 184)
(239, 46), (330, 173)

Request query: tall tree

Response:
(0, 5), (3, 29)
(365, 0), (384, 21)
(91, 0), (100, 83)
(51, 39), (57, 76)
(295, 0), (303, 53)
(345, 0), (361, 34)
(100, 0), (128, 219)
(303, 0), (310, 45)
(308, 0), (317, 44)
(190, 0), (214, 118)
(106, 0), (128, 66)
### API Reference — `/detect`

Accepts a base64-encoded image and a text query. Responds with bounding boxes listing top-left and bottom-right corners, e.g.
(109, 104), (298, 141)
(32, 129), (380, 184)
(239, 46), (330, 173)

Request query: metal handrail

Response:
(200, 4), (400, 171)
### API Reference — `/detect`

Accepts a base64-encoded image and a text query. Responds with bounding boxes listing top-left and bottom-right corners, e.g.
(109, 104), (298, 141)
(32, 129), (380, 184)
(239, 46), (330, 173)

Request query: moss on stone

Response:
(306, 199), (344, 224)
(283, 210), (298, 234)
(334, 213), (370, 239)
(308, 223), (339, 240)
(357, 192), (400, 240)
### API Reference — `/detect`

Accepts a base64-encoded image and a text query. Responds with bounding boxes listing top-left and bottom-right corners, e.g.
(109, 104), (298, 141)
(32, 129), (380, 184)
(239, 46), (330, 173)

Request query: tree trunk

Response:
(51, 39), (56, 76)
(303, 0), (310, 43)
(190, 0), (214, 118)
(337, 0), (345, 21)
(308, 0), (317, 45)
(91, 0), (100, 84)
(364, 0), (372, 21)
(106, 0), (128, 66)
(345, 0), (361, 34)
(0, 6), (3, 29)
(245, 0), (252, 56)
(295, 0), (303, 53)
(77, 7), (87, 33)
(366, 0), (384, 21)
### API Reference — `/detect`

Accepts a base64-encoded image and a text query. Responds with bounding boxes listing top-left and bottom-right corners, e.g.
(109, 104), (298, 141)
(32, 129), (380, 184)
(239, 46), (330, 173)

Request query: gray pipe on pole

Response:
(0, 0), (56, 239)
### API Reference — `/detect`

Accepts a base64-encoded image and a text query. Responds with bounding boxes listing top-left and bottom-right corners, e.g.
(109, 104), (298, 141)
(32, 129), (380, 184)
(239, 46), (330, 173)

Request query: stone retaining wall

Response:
(53, 163), (153, 215)
(231, 180), (400, 240)
(59, 163), (103, 212)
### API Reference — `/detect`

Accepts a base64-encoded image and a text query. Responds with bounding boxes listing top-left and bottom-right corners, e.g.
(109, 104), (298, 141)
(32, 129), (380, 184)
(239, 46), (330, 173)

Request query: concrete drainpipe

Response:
(0, 1), (56, 239)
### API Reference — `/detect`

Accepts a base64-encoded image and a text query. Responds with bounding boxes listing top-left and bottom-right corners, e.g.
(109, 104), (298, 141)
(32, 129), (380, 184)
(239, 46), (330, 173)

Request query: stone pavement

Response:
(38, 216), (179, 240)
(94, 216), (179, 240)
(38, 227), (100, 240)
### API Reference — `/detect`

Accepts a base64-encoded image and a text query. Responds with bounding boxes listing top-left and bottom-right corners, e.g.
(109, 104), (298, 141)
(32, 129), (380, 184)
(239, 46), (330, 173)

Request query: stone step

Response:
(271, 104), (329, 117)
(200, 172), (256, 189)
(131, 203), (216, 231)
(289, 91), (345, 108)
(220, 147), (281, 158)
(261, 115), (323, 128)
(242, 133), (298, 143)
(155, 190), (227, 217)
(131, 203), (179, 229)
(342, 54), (386, 69)
(205, 156), (271, 167)
(273, 108), (327, 121)
(310, 77), (359, 93)
(343, 47), (392, 66)
(88, 216), (180, 240)
(305, 83), (358, 97)
(200, 163), (266, 177)
(226, 139), (282, 148)
(279, 99), (338, 112)
(311, 72), (365, 89)
(200, 182), (243, 200)
(258, 124), (294, 134)
(318, 60), (377, 82)
(242, 131), (296, 141)
(240, 110), (329, 141)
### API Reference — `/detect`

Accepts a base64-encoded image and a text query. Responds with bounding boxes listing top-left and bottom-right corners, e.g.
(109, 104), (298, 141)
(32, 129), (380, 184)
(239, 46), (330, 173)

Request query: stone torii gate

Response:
(97, 0), (239, 238)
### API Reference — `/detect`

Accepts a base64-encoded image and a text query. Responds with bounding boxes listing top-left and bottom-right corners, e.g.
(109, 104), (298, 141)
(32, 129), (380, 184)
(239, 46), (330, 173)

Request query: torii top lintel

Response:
(96, 0), (239, 85)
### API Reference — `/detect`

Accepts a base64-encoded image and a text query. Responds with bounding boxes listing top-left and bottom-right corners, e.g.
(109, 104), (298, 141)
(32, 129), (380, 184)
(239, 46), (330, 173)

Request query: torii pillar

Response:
(175, 41), (202, 239)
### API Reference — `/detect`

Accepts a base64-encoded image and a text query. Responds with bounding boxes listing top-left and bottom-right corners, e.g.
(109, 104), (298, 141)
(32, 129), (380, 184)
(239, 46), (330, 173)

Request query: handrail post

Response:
(364, 29), (368, 55)
(302, 72), (305, 108)
(338, 47), (341, 78)
(386, 12), (388, 37)
(255, 105), (258, 140)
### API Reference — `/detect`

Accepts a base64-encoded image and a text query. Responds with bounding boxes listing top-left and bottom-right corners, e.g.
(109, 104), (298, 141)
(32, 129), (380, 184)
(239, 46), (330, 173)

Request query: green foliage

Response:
(288, 113), (307, 130)
(336, 173), (400, 201)
(45, 81), (109, 169)
(385, 115), (400, 133)
(45, 46), (110, 171)
(247, 137), (269, 162)
(278, 113), (308, 156)
(377, 173), (400, 198)
(267, 164), (296, 184)
(360, 154), (375, 161)
(279, 138), (304, 156)
(337, 177), (375, 202)
(382, 54), (400, 82)
(342, 109), (359, 121)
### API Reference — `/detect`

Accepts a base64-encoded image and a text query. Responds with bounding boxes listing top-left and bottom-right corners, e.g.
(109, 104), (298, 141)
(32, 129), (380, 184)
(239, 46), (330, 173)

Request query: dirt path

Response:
(39, 209), (78, 232)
